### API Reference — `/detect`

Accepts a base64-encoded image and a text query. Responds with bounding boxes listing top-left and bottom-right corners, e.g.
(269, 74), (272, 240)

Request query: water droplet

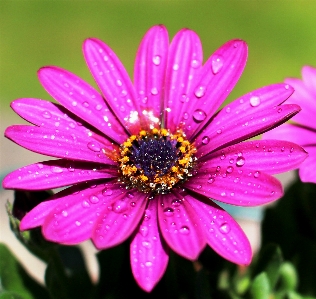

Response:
(277, 107), (282, 113)
(72, 101), (77, 107)
(82, 200), (90, 208)
(183, 112), (189, 120)
(226, 166), (234, 173)
(75, 221), (81, 226)
(211, 55), (224, 74)
(173, 64), (179, 71)
(179, 226), (190, 235)
(163, 207), (174, 217)
(217, 129), (222, 134)
(191, 59), (200, 68)
(194, 86), (206, 98)
(130, 202), (136, 207)
(51, 166), (63, 173)
(171, 198), (182, 207)
(249, 96), (261, 107)
(62, 210), (68, 217)
(42, 111), (52, 119)
(281, 147), (285, 152)
(144, 209), (151, 221)
(151, 87), (158, 95)
(254, 171), (260, 178)
(225, 107), (231, 113)
(202, 136), (210, 145)
(112, 200), (128, 213)
(89, 195), (99, 204)
(95, 104), (102, 111)
(290, 147), (294, 153)
(145, 261), (153, 267)
(180, 94), (189, 103)
(236, 156), (245, 167)
(87, 142), (101, 152)
(142, 241), (152, 249)
(208, 177), (215, 184)
(116, 79), (122, 86)
(193, 109), (206, 122)
(102, 188), (113, 196)
(83, 101), (89, 108)
(139, 225), (148, 237)
(219, 222), (230, 234)
(152, 55), (161, 66)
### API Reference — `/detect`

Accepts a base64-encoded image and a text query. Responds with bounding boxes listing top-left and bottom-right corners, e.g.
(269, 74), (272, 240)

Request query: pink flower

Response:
(3, 25), (307, 291)
(263, 66), (316, 184)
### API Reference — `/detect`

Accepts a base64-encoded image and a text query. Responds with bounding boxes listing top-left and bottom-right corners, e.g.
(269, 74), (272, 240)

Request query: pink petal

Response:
(157, 192), (206, 260)
(180, 40), (248, 139)
(194, 84), (298, 156)
(130, 199), (169, 292)
(41, 181), (121, 244)
(38, 67), (127, 144)
(184, 163), (283, 206)
(187, 193), (252, 265)
(164, 29), (203, 131)
(11, 98), (99, 135)
(83, 38), (140, 134)
(92, 190), (147, 250)
(284, 78), (316, 130)
(5, 125), (117, 165)
(20, 199), (59, 230)
(298, 146), (316, 183)
(199, 140), (307, 175)
(134, 25), (168, 129)
(3, 159), (117, 190)
(263, 123), (316, 147)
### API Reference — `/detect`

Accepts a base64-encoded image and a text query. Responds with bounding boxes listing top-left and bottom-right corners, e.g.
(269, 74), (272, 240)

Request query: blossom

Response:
(3, 25), (307, 291)
(263, 66), (316, 184)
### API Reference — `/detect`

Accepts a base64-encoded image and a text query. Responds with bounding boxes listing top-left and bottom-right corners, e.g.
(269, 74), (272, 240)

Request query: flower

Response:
(263, 66), (316, 184)
(3, 25), (307, 291)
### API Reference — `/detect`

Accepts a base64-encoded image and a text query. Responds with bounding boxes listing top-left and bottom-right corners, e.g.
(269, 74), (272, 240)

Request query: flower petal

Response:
(41, 182), (120, 244)
(92, 190), (147, 250)
(3, 159), (117, 190)
(299, 146), (316, 184)
(164, 29), (203, 131)
(83, 38), (140, 134)
(20, 199), (59, 230)
(130, 199), (169, 292)
(5, 125), (117, 165)
(194, 84), (298, 156)
(187, 193), (252, 265)
(38, 66), (127, 144)
(284, 77), (316, 130)
(184, 163), (283, 206)
(199, 140), (307, 175)
(134, 25), (168, 129)
(302, 66), (316, 98)
(157, 192), (206, 260)
(181, 40), (248, 139)
(263, 123), (316, 147)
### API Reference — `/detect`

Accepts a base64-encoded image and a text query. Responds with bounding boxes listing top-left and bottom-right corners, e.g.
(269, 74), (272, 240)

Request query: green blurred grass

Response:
(1, 0), (316, 111)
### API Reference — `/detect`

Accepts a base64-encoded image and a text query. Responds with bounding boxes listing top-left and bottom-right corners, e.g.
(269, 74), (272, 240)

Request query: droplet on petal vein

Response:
(193, 109), (207, 123)
(219, 223), (231, 234)
(87, 142), (101, 152)
(249, 96), (261, 107)
(211, 55), (224, 74)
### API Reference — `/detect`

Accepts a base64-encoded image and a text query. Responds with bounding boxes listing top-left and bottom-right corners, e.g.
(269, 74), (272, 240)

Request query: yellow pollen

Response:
(179, 146), (186, 153)
(177, 137), (184, 143)
(123, 141), (132, 147)
(161, 129), (168, 136)
(140, 130), (147, 137)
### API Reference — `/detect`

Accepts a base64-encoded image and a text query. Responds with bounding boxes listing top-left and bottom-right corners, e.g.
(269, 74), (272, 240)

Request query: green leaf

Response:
(0, 243), (49, 299)
(278, 262), (298, 292)
(0, 292), (26, 299)
(252, 244), (283, 290)
(249, 272), (270, 299)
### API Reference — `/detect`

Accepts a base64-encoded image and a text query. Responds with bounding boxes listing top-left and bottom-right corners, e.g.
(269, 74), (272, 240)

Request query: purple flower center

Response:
(118, 129), (197, 194)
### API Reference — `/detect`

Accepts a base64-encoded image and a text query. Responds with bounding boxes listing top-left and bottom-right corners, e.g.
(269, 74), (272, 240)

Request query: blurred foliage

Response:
(2, 185), (316, 298)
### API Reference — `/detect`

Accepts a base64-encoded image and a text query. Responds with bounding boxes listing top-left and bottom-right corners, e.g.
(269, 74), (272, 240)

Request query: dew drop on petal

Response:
(254, 171), (260, 178)
(208, 177), (215, 184)
(183, 112), (189, 120)
(82, 200), (90, 208)
(139, 225), (148, 237)
(151, 87), (158, 95)
(75, 221), (81, 226)
(193, 109), (206, 123)
(191, 59), (200, 68)
(173, 64), (179, 71)
(112, 200), (128, 213)
(62, 210), (68, 217)
(211, 55), (224, 74)
(51, 166), (63, 173)
(179, 226), (190, 235)
(219, 223), (231, 234)
(249, 96), (261, 107)
(142, 241), (152, 249)
(202, 136), (210, 145)
(226, 166), (234, 173)
(102, 188), (113, 196)
(83, 101), (89, 108)
(236, 156), (245, 167)
(42, 111), (52, 119)
(144, 209), (151, 221)
(194, 85), (206, 98)
(171, 198), (182, 207)
(145, 261), (153, 267)
(87, 142), (101, 152)
(89, 195), (99, 204)
(152, 55), (161, 66)
(95, 104), (102, 111)
(163, 207), (174, 217)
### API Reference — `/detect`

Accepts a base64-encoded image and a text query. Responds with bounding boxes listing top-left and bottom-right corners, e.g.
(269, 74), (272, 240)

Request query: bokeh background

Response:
(1, 0), (316, 288)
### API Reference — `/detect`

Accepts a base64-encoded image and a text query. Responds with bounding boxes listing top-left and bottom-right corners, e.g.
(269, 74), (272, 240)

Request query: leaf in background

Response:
(249, 272), (270, 299)
(0, 292), (26, 299)
(262, 179), (316, 296)
(0, 243), (50, 299)
(251, 244), (283, 290)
